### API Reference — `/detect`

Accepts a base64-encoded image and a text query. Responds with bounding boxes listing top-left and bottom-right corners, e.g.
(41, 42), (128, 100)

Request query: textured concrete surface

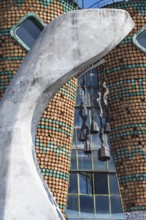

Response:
(126, 211), (146, 220)
(0, 9), (134, 220)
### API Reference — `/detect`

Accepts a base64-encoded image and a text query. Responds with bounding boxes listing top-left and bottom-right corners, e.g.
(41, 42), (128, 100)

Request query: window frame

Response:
(67, 171), (124, 219)
(65, 69), (125, 219)
(10, 13), (46, 51)
(133, 25), (146, 54)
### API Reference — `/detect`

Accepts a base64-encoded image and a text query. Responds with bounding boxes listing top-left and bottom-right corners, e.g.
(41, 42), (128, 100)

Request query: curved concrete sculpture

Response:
(0, 9), (134, 220)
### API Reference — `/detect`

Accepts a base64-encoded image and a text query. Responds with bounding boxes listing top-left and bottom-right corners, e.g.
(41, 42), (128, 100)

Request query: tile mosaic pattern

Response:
(101, 0), (146, 214)
(35, 78), (77, 212)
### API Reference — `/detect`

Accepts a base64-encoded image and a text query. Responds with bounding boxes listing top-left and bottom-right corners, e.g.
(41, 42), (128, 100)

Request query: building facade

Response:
(0, 0), (146, 219)
(101, 1), (146, 218)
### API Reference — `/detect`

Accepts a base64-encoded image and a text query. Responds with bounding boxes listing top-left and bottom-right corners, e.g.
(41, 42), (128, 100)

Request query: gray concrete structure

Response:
(0, 9), (134, 220)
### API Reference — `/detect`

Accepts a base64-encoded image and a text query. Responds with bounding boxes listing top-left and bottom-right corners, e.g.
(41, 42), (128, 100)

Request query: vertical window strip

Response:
(65, 69), (125, 219)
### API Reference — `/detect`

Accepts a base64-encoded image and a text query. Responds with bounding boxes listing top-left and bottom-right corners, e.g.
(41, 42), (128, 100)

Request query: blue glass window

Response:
(65, 68), (125, 219)
(10, 14), (45, 50)
(133, 26), (146, 54)
(68, 173), (78, 194)
(137, 30), (146, 49)
(78, 150), (92, 170)
(79, 172), (92, 194)
(96, 196), (109, 214)
(66, 195), (79, 218)
(110, 174), (120, 195)
(71, 150), (77, 170)
(111, 196), (123, 214)
(80, 195), (94, 215)
(15, 18), (43, 49)
(94, 174), (108, 194)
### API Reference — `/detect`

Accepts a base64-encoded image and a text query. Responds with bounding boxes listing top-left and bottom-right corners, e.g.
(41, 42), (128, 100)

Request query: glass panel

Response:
(94, 173), (108, 194)
(72, 129), (76, 147)
(108, 155), (116, 172)
(91, 69), (98, 87)
(95, 196), (109, 214)
(85, 72), (91, 87)
(76, 129), (84, 149)
(80, 195), (94, 217)
(78, 75), (85, 86)
(91, 109), (101, 126)
(93, 151), (107, 171)
(137, 30), (146, 49)
(78, 150), (92, 170)
(74, 108), (82, 127)
(71, 150), (77, 170)
(78, 86), (88, 107)
(83, 75), (87, 85)
(79, 172), (92, 194)
(91, 133), (101, 150)
(65, 195), (79, 217)
(88, 88), (99, 108)
(81, 108), (90, 126)
(68, 173), (78, 194)
(111, 196), (123, 214)
(106, 134), (111, 148)
(75, 109), (90, 129)
(86, 87), (91, 107)
(84, 88), (88, 107)
(92, 88), (99, 108)
(16, 18), (43, 48)
(109, 174), (120, 195)
(76, 87), (82, 106)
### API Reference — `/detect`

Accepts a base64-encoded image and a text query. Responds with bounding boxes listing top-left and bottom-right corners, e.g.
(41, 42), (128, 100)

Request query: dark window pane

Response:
(78, 150), (92, 170)
(94, 173), (108, 194)
(80, 195), (94, 216)
(16, 18), (43, 48)
(95, 196), (109, 214)
(79, 172), (92, 194)
(68, 173), (78, 194)
(111, 196), (123, 214)
(93, 151), (107, 171)
(109, 174), (120, 195)
(74, 108), (82, 127)
(70, 150), (77, 170)
(65, 195), (79, 217)
(137, 30), (146, 49)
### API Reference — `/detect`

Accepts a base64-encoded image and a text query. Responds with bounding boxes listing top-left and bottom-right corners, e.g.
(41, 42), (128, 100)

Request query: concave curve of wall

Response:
(35, 78), (77, 214)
